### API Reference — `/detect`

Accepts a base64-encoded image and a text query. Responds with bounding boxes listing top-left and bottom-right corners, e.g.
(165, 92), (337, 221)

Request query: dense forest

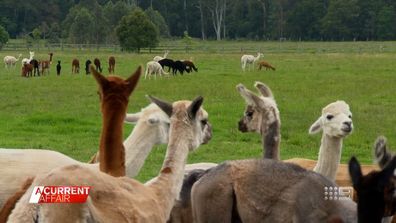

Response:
(0, 0), (396, 43)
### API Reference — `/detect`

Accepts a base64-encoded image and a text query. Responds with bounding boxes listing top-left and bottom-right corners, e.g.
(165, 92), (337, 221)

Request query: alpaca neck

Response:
(148, 120), (191, 219)
(124, 122), (158, 178)
(313, 134), (343, 181)
(261, 120), (280, 160)
(99, 104), (126, 177)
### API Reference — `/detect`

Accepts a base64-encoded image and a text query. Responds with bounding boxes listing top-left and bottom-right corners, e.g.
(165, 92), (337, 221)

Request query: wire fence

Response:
(2, 41), (396, 54)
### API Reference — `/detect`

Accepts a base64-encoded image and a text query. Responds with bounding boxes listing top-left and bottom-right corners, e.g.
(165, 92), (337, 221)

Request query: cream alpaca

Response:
(7, 96), (212, 222)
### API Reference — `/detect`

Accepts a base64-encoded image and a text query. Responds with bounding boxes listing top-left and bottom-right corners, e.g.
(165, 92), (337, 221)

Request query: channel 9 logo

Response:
(324, 186), (353, 200)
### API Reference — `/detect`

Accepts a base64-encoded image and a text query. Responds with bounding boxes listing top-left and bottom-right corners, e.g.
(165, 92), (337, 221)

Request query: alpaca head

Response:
(29, 51), (34, 58)
(349, 156), (396, 221)
(124, 103), (171, 145)
(309, 101), (353, 138)
(148, 96), (212, 151)
(374, 136), (395, 169)
(237, 81), (280, 134)
(91, 65), (141, 112)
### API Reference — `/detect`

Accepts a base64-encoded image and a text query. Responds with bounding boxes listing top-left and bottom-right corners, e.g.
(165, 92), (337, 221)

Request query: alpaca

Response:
(94, 58), (102, 72)
(158, 58), (175, 72)
(85, 59), (92, 74)
(183, 60), (198, 73)
(21, 64), (33, 77)
(40, 53), (53, 75)
(4, 54), (22, 68)
(108, 56), (115, 74)
(56, 61), (61, 75)
(172, 60), (187, 75)
(21, 51), (34, 66)
(145, 61), (169, 79)
(29, 59), (40, 76)
(349, 155), (396, 223)
(0, 66), (142, 209)
(71, 59), (79, 74)
(191, 159), (357, 222)
(7, 96), (213, 222)
(241, 52), (262, 71)
(154, 50), (170, 62)
(258, 60), (275, 71)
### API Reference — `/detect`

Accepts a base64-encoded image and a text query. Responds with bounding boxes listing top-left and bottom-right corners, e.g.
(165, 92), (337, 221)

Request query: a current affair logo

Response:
(29, 186), (91, 203)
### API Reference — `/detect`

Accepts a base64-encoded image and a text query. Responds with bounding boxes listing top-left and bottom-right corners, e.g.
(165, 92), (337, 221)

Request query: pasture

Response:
(1, 41), (396, 182)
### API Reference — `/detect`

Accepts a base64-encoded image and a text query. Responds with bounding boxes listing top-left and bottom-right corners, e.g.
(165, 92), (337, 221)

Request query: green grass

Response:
(1, 42), (396, 182)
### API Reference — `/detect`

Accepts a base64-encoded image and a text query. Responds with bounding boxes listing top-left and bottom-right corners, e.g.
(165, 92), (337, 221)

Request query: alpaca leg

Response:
(192, 165), (235, 223)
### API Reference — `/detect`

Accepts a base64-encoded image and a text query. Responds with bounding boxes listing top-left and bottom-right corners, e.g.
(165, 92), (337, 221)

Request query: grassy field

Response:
(1, 41), (396, 181)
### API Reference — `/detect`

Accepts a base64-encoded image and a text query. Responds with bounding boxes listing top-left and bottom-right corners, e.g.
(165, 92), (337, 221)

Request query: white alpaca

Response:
(3, 54), (22, 69)
(145, 61), (169, 79)
(241, 52), (263, 71)
(0, 103), (170, 208)
(153, 50), (169, 62)
(21, 51), (34, 66)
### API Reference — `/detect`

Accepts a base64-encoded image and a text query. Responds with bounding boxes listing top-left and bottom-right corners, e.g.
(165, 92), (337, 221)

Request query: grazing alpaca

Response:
(183, 60), (198, 73)
(258, 60), (275, 71)
(154, 50), (170, 62)
(40, 53), (53, 75)
(4, 54), (22, 68)
(145, 61), (169, 79)
(94, 58), (102, 72)
(192, 159), (357, 222)
(21, 51), (34, 66)
(21, 64), (33, 77)
(172, 60), (187, 75)
(349, 155), (396, 223)
(71, 59), (79, 74)
(7, 96), (212, 222)
(85, 59), (92, 74)
(29, 59), (40, 76)
(56, 61), (61, 75)
(108, 56), (115, 74)
(158, 58), (175, 72)
(241, 52), (262, 71)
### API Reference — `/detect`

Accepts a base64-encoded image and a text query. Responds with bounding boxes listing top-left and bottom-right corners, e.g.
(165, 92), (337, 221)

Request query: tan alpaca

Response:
(7, 96), (212, 222)
(258, 60), (275, 71)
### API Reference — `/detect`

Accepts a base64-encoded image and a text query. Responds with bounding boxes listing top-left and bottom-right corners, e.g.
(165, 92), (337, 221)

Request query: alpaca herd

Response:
(1, 52), (396, 223)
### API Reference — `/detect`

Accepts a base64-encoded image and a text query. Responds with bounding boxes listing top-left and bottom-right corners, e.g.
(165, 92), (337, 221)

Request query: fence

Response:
(2, 41), (396, 54)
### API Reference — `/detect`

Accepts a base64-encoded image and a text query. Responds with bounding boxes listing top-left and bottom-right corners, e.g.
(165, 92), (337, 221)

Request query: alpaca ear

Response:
(91, 65), (108, 87)
(374, 136), (392, 169)
(254, 82), (273, 98)
(125, 66), (142, 94)
(147, 95), (173, 117)
(124, 113), (141, 124)
(187, 96), (204, 120)
(236, 84), (263, 107)
(380, 156), (396, 181)
(349, 156), (362, 189)
(309, 117), (322, 134)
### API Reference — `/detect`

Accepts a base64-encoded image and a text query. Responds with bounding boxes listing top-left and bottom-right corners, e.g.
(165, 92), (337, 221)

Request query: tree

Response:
(116, 9), (158, 52)
(145, 7), (170, 37)
(68, 7), (95, 44)
(0, 25), (9, 49)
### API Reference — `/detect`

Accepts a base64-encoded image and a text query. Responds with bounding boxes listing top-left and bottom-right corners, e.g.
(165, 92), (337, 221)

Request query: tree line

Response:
(0, 0), (396, 44)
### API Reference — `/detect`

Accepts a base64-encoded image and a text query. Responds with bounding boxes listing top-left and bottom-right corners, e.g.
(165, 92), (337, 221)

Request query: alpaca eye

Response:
(348, 115), (352, 119)
(326, 115), (334, 120)
(201, 119), (207, 126)
(246, 111), (254, 117)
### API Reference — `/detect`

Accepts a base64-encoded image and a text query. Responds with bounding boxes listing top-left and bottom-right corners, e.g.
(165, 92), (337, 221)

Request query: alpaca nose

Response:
(343, 121), (352, 128)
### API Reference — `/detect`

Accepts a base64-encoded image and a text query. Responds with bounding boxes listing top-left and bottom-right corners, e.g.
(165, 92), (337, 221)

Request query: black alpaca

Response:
(56, 61), (61, 75)
(85, 60), (92, 75)
(172, 60), (187, 75)
(183, 60), (198, 73)
(29, 59), (40, 76)
(158, 58), (175, 72)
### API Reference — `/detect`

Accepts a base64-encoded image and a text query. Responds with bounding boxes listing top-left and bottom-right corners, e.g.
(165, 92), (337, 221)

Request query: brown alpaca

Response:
(93, 65), (141, 177)
(40, 53), (53, 75)
(258, 60), (275, 71)
(71, 59), (80, 74)
(7, 96), (212, 222)
(0, 177), (34, 223)
(21, 64), (33, 77)
(183, 60), (198, 73)
(94, 58), (102, 72)
(108, 56), (115, 74)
